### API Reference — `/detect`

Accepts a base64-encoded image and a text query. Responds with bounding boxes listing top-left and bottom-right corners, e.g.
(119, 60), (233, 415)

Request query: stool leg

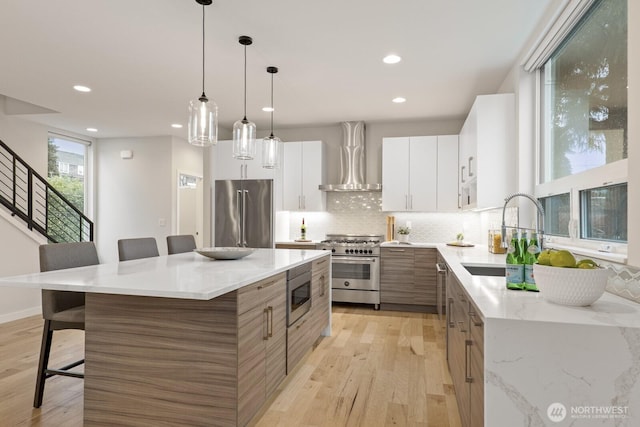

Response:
(33, 320), (53, 408)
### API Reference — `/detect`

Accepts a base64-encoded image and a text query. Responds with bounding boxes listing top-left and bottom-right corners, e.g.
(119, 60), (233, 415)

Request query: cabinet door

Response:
(310, 256), (330, 338)
(282, 141), (325, 211)
(409, 136), (437, 211)
(237, 301), (267, 426)
(437, 135), (460, 211)
(282, 142), (303, 210)
(382, 138), (410, 211)
(380, 247), (415, 304)
(469, 309), (484, 427)
(447, 277), (470, 427)
(414, 248), (437, 306)
(300, 141), (325, 211)
(263, 276), (287, 397)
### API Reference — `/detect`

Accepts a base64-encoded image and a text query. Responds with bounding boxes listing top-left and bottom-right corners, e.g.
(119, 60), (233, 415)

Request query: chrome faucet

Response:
(501, 192), (545, 251)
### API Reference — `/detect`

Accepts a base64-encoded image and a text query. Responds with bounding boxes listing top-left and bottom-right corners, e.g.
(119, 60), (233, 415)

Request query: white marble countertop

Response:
(0, 249), (330, 300)
(436, 243), (640, 329)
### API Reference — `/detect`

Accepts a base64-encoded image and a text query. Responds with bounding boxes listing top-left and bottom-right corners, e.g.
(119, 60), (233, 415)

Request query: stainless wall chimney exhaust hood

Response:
(319, 121), (382, 192)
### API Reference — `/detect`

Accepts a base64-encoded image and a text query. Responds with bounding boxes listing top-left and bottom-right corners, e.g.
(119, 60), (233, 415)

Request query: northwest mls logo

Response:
(547, 402), (567, 422)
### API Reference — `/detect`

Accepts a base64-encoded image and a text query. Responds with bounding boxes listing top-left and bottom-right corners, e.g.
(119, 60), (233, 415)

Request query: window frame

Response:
(532, 0), (628, 263)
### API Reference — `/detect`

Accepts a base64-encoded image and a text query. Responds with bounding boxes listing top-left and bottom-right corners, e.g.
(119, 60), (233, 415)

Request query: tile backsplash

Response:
(280, 191), (640, 305)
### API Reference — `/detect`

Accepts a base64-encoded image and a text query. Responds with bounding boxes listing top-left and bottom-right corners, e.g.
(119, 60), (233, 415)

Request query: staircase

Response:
(0, 139), (93, 243)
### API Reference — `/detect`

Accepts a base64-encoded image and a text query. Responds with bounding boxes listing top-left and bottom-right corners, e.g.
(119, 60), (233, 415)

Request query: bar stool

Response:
(117, 237), (159, 261)
(166, 234), (197, 255)
(35, 241), (99, 408)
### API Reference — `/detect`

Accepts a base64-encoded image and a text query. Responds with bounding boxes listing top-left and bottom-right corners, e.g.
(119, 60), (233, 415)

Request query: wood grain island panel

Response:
(83, 266), (329, 427)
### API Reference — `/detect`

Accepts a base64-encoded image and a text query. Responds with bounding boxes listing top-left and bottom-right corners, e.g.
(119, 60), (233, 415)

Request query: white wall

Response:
(95, 136), (173, 263)
(0, 109), (94, 322)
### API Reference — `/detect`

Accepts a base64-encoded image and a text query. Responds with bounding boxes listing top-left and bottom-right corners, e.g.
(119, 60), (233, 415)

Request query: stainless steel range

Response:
(317, 234), (382, 310)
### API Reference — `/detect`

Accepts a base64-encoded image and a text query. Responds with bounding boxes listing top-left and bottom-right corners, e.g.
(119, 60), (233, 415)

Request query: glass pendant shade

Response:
(232, 118), (257, 159)
(188, 0), (217, 147)
(188, 95), (218, 146)
(262, 134), (281, 169)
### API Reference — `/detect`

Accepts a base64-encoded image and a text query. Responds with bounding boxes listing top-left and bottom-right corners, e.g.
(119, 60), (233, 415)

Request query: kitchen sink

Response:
(462, 264), (506, 277)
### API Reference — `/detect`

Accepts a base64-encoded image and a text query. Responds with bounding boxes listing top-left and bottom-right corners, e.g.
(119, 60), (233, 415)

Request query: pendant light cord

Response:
(243, 44), (247, 119)
(201, 3), (206, 96)
(270, 72), (274, 137)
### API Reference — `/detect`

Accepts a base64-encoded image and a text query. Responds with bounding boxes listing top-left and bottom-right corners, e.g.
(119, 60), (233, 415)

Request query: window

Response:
(47, 134), (89, 213)
(541, 0), (627, 182)
(536, 0), (627, 247)
(539, 193), (570, 237)
(581, 183), (627, 242)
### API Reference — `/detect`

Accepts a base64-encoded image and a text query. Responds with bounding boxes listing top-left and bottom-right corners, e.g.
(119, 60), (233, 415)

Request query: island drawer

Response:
(237, 273), (286, 315)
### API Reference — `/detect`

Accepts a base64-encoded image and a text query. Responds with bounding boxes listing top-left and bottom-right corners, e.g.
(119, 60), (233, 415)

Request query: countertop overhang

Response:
(0, 249), (330, 300)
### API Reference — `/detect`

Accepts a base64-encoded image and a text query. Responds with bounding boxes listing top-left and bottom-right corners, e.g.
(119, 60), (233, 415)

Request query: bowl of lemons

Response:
(533, 250), (612, 306)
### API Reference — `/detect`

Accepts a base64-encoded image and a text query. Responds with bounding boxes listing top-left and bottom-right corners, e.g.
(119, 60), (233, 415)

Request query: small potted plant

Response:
(456, 233), (464, 244)
(397, 226), (410, 243)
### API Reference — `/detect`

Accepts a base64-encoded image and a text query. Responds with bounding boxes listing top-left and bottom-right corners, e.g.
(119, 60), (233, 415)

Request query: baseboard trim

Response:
(380, 303), (437, 314)
(0, 306), (41, 324)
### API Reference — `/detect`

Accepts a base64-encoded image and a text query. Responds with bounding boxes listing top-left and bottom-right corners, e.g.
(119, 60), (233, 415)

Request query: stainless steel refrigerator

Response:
(214, 179), (274, 248)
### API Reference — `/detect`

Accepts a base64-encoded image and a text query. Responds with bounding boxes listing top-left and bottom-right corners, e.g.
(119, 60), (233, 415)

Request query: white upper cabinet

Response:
(214, 140), (277, 180)
(459, 94), (516, 210)
(437, 135), (460, 211)
(382, 136), (437, 212)
(282, 141), (325, 211)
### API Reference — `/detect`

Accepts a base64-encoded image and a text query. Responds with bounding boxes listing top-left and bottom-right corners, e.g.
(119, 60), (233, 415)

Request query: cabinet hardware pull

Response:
(320, 275), (325, 297)
(389, 249), (405, 252)
(317, 259), (327, 265)
(458, 320), (467, 333)
(461, 165), (466, 183)
(257, 285), (263, 289)
(263, 308), (269, 340)
(469, 312), (482, 327)
(296, 319), (307, 330)
(268, 306), (273, 338)
(465, 339), (473, 383)
(468, 156), (474, 177)
(448, 298), (455, 327)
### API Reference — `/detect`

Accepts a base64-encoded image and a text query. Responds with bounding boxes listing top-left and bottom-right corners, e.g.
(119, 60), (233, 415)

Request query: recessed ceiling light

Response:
(73, 85), (91, 93)
(392, 97), (406, 103)
(86, 127), (98, 132)
(262, 107), (274, 112)
(171, 123), (183, 128)
(383, 55), (402, 64)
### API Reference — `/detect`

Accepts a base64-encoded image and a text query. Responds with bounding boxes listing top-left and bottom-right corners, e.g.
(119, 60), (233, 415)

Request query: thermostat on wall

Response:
(120, 150), (133, 159)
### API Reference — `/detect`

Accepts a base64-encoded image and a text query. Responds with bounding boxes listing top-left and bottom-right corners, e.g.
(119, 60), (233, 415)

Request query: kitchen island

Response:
(0, 248), (331, 427)
(437, 244), (640, 426)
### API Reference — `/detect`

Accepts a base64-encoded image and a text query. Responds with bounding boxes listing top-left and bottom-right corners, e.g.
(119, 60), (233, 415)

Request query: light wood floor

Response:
(0, 306), (461, 427)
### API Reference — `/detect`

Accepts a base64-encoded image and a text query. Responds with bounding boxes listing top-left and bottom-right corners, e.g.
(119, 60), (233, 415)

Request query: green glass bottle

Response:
(523, 232), (540, 292)
(505, 230), (524, 290)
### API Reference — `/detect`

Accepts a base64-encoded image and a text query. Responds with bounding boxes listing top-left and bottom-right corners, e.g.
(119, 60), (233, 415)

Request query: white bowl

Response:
(194, 247), (255, 260)
(533, 263), (612, 306)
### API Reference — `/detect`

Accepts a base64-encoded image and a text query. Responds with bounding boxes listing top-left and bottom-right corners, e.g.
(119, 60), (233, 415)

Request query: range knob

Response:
(368, 249), (373, 254)
(331, 248), (336, 253)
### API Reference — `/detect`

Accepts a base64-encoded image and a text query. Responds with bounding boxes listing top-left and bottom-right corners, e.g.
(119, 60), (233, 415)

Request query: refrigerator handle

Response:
(236, 190), (242, 247)
(242, 190), (248, 247)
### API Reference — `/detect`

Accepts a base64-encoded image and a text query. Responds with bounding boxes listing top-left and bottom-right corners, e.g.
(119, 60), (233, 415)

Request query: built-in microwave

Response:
(286, 263), (312, 326)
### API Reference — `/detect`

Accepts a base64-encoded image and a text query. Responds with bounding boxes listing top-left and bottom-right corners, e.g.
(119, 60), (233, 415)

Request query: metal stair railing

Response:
(0, 139), (93, 243)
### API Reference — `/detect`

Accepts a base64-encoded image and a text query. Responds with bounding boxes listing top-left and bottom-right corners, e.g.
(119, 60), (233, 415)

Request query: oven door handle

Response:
(333, 256), (377, 264)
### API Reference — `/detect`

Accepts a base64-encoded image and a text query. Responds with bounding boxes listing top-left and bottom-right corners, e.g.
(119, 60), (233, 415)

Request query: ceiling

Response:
(0, 0), (556, 140)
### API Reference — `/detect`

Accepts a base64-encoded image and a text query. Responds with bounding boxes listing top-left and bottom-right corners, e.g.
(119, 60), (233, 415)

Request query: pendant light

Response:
(262, 66), (281, 169)
(188, 0), (217, 147)
(232, 36), (257, 159)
